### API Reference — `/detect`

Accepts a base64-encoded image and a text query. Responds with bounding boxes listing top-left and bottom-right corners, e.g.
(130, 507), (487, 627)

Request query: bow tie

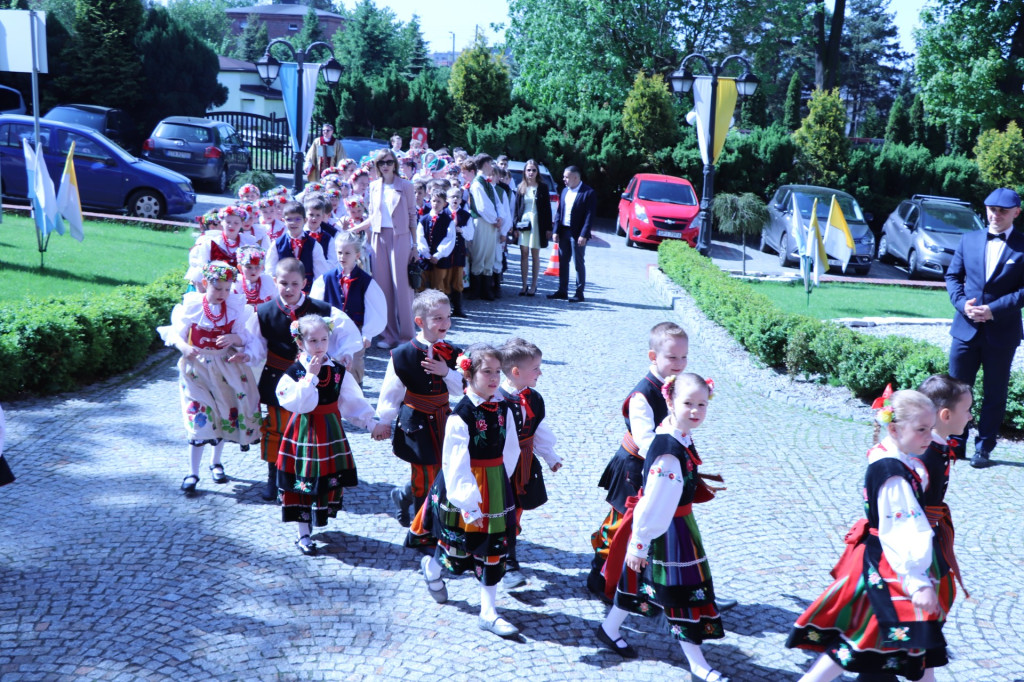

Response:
(431, 342), (453, 361)
(988, 231), (1007, 241)
(341, 274), (357, 288)
(430, 215), (437, 225)
(290, 238), (303, 256)
(308, 231), (322, 242)
(517, 387), (535, 419)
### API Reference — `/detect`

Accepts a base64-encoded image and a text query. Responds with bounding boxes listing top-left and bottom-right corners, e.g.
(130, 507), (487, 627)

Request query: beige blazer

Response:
(367, 177), (417, 236)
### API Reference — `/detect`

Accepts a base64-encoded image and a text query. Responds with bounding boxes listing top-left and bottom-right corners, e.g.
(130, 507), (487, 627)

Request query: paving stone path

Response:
(2, 232), (1022, 681)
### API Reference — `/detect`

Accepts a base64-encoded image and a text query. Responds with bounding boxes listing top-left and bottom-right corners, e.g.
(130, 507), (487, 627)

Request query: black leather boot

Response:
(262, 462), (277, 501)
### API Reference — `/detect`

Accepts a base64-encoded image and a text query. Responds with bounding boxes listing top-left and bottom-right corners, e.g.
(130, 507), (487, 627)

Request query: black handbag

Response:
(407, 259), (424, 289)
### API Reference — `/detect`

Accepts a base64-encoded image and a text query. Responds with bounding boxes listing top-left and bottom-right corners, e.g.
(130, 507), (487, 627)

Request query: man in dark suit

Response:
(945, 187), (1024, 468)
(547, 165), (597, 302)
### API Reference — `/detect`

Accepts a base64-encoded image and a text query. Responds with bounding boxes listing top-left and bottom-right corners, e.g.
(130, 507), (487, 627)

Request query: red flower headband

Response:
(238, 184), (259, 198)
(218, 205), (249, 222)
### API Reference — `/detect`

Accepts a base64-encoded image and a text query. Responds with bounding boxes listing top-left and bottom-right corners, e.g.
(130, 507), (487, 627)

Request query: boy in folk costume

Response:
(467, 154), (502, 301)
(266, 201), (330, 294)
(304, 123), (347, 183)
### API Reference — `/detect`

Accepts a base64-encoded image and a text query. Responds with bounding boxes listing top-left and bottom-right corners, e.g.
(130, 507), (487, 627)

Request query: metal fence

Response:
(206, 111), (296, 173)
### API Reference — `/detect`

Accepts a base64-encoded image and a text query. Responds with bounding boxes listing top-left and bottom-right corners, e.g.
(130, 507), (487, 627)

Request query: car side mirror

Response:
(904, 221), (915, 231)
(864, 212), (873, 222)
(103, 157), (116, 167)
(621, 193), (630, 200)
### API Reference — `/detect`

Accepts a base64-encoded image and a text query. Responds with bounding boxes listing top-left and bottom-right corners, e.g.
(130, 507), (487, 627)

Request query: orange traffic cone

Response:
(543, 243), (560, 276)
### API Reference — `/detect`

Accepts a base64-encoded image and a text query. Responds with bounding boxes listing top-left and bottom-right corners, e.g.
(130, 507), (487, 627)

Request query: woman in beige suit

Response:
(362, 149), (417, 348)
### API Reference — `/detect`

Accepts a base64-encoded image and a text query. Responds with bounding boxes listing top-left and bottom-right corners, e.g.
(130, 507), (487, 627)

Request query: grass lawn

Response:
(0, 214), (194, 304)
(745, 279), (954, 320)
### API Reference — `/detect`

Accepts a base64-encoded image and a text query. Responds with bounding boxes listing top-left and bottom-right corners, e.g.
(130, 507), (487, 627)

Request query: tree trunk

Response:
(814, 3), (826, 89)
(813, 0), (846, 91)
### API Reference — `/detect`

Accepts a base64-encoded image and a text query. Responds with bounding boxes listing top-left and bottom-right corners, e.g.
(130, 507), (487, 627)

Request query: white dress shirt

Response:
(985, 226), (1013, 280)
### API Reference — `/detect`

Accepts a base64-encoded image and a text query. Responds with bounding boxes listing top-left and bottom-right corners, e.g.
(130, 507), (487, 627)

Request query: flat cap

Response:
(984, 187), (1021, 208)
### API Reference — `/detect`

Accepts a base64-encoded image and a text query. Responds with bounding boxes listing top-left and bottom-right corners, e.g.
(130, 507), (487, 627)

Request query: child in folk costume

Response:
(238, 202), (270, 252)
(257, 197), (286, 244)
(309, 231), (386, 386)
(233, 245), (277, 308)
(589, 322), (689, 596)
(274, 314), (379, 555)
(496, 338), (561, 589)
(467, 154), (501, 301)
(415, 188), (457, 294)
(254, 258), (363, 501)
(304, 194), (339, 267)
(787, 389), (950, 682)
(599, 373), (727, 681)
(186, 206), (259, 290)
(446, 188), (473, 318)
(372, 290), (462, 536)
(266, 202), (330, 294)
(417, 344), (522, 639)
(340, 195), (373, 275)
(238, 183), (260, 203)
(158, 262), (263, 495)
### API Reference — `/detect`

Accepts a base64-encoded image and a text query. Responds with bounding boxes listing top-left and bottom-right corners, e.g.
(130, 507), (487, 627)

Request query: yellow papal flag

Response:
(823, 195), (854, 272)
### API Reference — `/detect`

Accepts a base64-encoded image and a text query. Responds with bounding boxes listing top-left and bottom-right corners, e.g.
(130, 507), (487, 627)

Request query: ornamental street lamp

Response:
(255, 40), (343, 193)
(669, 54), (760, 256)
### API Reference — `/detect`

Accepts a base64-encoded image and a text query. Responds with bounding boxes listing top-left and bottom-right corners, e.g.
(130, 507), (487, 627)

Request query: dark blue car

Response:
(0, 115), (195, 219)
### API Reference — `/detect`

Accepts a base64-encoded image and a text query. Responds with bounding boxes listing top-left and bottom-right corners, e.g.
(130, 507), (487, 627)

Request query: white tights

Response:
(799, 654), (936, 682)
(422, 556), (500, 621)
(601, 606), (716, 678)
(188, 441), (224, 477)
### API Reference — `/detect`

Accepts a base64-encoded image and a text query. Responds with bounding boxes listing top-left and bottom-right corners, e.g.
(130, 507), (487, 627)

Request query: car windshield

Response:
(154, 123), (211, 144)
(46, 107), (105, 130)
(637, 180), (697, 205)
(794, 191), (864, 222)
(921, 204), (984, 233)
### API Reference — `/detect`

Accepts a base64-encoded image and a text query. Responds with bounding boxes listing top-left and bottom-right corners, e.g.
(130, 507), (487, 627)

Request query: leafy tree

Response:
(840, 0), (907, 137)
(713, 192), (769, 274)
(293, 4), (325, 52)
(782, 72), (803, 132)
(398, 15), (431, 78)
(915, 0), (1024, 154)
(884, 94), (911, 145)
(908, 93), (927, 146)
(448, 34), (511, 135)
(793, 88), (848, 186)
(812, 0), (846, 89)
(974, 122), (1024, 191)
(621, 72), (679, 165)
(407, 68), (454, 144)
(738, 85), (771, 129)
(135, 6), (228, 134)
(233, 13), (269, 63)
(61, 0), (145, 110)
(859, 103), (887, 138)
(165, 0), (240, 52)
(333, 0), (403, 79)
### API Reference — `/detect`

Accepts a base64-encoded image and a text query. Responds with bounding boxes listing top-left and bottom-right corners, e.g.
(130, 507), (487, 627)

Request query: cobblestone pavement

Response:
(2, 232), (1022, 681)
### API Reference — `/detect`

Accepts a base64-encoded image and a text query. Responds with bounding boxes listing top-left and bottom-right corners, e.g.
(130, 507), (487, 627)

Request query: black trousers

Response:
(948, 335), (1017, 454)
(556, 228), (586, 296)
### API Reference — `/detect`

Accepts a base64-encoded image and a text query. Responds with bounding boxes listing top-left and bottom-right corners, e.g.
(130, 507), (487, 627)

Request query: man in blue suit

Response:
(547, 166), (597, 302)
(945, 187), (1024, 467)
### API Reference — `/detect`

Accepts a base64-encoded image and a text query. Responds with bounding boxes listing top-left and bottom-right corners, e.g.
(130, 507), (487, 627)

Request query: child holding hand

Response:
(599, 373), (726, 681)
(417, 344), (522, 639)
(787, 389), (949, 681)
(234, 245), (277, 308)
(497, 338), (561, 589)
(159, 262), (263, 494)
(275, 314), (379, 555)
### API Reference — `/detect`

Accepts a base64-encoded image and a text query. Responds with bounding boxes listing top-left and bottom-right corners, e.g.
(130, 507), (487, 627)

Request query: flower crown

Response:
(350, 169), (369, 181)
(289, 316), (334, 339)
(872, 383), (895, 425)
(266, 185), (291, 198)
(238, 183), (259, 198)
(304, 182), (324, 194)
(202, 261), (238, 284)
(237, 202), (256, 217)
(322, 174), (341, 186)
(276, 196), (289, 205)
(218, 205), (249, 222)
(346, 196), (366, 210)
(456, 353), (472, 374)
(324, 188), (341, 199)
(237, 245), (265, 266)
(195, 210), (219, 229)
(320, 166), (342, 179)
(257, 197), (275, 209)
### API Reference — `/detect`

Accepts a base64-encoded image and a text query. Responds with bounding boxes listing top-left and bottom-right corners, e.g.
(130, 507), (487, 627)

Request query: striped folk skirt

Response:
(276, 404), (357, 526)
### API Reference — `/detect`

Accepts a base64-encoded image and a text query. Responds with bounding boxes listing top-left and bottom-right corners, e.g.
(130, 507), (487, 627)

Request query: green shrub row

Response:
(0, 272), (186, 399)
(659, 241), (1024, 432)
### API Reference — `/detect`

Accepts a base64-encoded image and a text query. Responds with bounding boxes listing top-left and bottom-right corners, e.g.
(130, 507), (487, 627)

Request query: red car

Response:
(617, 173), (700, 247)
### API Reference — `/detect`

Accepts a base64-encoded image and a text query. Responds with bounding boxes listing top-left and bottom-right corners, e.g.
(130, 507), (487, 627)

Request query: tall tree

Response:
(812, 0), (846, 90)
(293, 4), (325, 52)
(165, 0), (240, 53)
(783, 72), (803, 132)
(793, 88), (848, 186)
(63, 0), (145, 110)
(398, 15), (431, 78)
(621, 72), (679, 165)
(233, 14), (269, 63)
(448, 34), (511, 135)
(840, 0), (907, 137)
(333, 0), (403, 79)
(884, 94), (911, 145)
(915, 0), (1024, 153)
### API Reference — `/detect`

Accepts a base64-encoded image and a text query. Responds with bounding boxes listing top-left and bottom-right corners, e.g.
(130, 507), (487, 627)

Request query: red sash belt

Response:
(311, 403), (339, 416)
(514, 435), (535, 495)
(674, 503), (692, 517)
(925, 503), (968, 597)
(621, 431), (641, 459)
(402, 391), (451, 455)
(830, 518), (870, 579)
(472, 456), (504, 467)
(267, 351), (293, 371)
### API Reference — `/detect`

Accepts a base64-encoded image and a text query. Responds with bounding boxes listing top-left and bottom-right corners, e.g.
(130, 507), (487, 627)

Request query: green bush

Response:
(229, 169), (277, 194)
(0, 272), (185, 399)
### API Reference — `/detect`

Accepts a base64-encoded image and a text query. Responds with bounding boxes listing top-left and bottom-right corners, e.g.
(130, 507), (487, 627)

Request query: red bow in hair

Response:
(518, 387), (535, 420)
(432, 342), (453, 361)
(871, 383), (894, 410)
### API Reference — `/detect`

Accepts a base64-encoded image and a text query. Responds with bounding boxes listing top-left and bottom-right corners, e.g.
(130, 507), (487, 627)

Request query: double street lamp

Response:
(669, 54), (760, 256)
(256, 40), (343, 193)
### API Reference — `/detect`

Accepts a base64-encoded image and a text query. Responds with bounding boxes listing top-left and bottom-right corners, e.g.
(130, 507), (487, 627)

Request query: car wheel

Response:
(616, 218), (624, 237)
(625, 222), (635, 248)
(907, 249), (921, 280)
(213, 167), (228, 194)
(127, 190), (165, 220)
(852, 264), (871, 276)
(778, 231), (793, 266)
(877, 234), (893, 264)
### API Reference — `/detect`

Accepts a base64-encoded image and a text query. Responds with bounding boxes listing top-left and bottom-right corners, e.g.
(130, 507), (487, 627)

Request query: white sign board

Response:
(0, 10), (48, 74)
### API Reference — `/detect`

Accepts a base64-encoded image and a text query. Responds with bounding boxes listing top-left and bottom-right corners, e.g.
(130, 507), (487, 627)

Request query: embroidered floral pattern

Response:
(692, 588), (705, 600)
(806, 631), (821, 643)
(887, 509), (923, 520)
(889, 627), (910, 642)
(640, 583), (656, 598)
(835, 645), (852, 665)
(669, 624), (683, 639)
(868, 569), (883, 588)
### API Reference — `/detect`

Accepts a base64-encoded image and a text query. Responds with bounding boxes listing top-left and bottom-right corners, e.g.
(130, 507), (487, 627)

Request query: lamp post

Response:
(255, 40), (343, 193)
(669, 54), (760, 256)
(448, 31), (456, 67)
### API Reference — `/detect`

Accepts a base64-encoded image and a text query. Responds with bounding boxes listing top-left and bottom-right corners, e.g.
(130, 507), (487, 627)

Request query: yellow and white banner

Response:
(691, 77), (739, 165)
(823, 195), (854, 272)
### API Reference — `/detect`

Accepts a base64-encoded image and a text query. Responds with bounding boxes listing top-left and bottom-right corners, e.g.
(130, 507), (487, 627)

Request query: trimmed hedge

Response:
(659, 241), (1024, 433)
(0, 272), (186, 399)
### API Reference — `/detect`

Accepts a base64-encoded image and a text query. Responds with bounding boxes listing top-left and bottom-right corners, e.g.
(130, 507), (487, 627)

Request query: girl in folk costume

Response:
(304, 123), (347, 183)
(238, 201), (270, 252)
(787, 389), (952, 682)
(158, 262), (263, 495)
(257, 197), (286, 244)
(599, 373), (727, 681)
(186, 205), (259, 290)
(275, 315), (378, 555)
(238, 183), (260, 203)
(233, 245), (277, 308)
(417, 344), (522, 639)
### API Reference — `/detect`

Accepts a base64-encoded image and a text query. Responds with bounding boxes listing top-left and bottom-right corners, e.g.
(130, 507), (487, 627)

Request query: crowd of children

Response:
(149, 139), (969, 677)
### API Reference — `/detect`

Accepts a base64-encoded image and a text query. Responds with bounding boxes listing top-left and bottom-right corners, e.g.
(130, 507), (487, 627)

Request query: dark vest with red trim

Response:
(623, 372), (669, 432)
(317, 266), (372, 330)
(273, 233), (316, 292)
(255, 296), (332, 405)
(419, 212), (454, 269)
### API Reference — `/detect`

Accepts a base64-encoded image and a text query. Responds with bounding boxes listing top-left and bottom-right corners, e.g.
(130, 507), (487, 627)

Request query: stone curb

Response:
(646, 264), (873, 423)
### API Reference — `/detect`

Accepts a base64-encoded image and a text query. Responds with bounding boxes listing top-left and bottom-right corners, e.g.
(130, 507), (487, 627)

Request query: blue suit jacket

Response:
(945, 228), (1024, 347)
(554, 182), (596, 240)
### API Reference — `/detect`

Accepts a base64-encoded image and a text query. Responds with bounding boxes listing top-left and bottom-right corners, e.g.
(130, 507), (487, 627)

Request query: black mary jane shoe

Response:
(209, 464), (228, 484)
(517, 289), (529, 296)
(595, 625), (638, 659)
(180, 475), (199, 494)
(295, 535), (317, 556)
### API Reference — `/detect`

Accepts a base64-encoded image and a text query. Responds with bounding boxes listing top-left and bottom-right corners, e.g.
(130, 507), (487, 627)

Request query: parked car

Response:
(43, 104), (136, 152)
(877, 194), (984, 278)
(342, 137), (389, 166)
(506, 160), (560, 217)
(0, 114), (195, 219)
(616, 173), (700, 248)
(761, 184), (875, 275)
(0, 85), (26, 115)
(141, 117), (251, 194)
